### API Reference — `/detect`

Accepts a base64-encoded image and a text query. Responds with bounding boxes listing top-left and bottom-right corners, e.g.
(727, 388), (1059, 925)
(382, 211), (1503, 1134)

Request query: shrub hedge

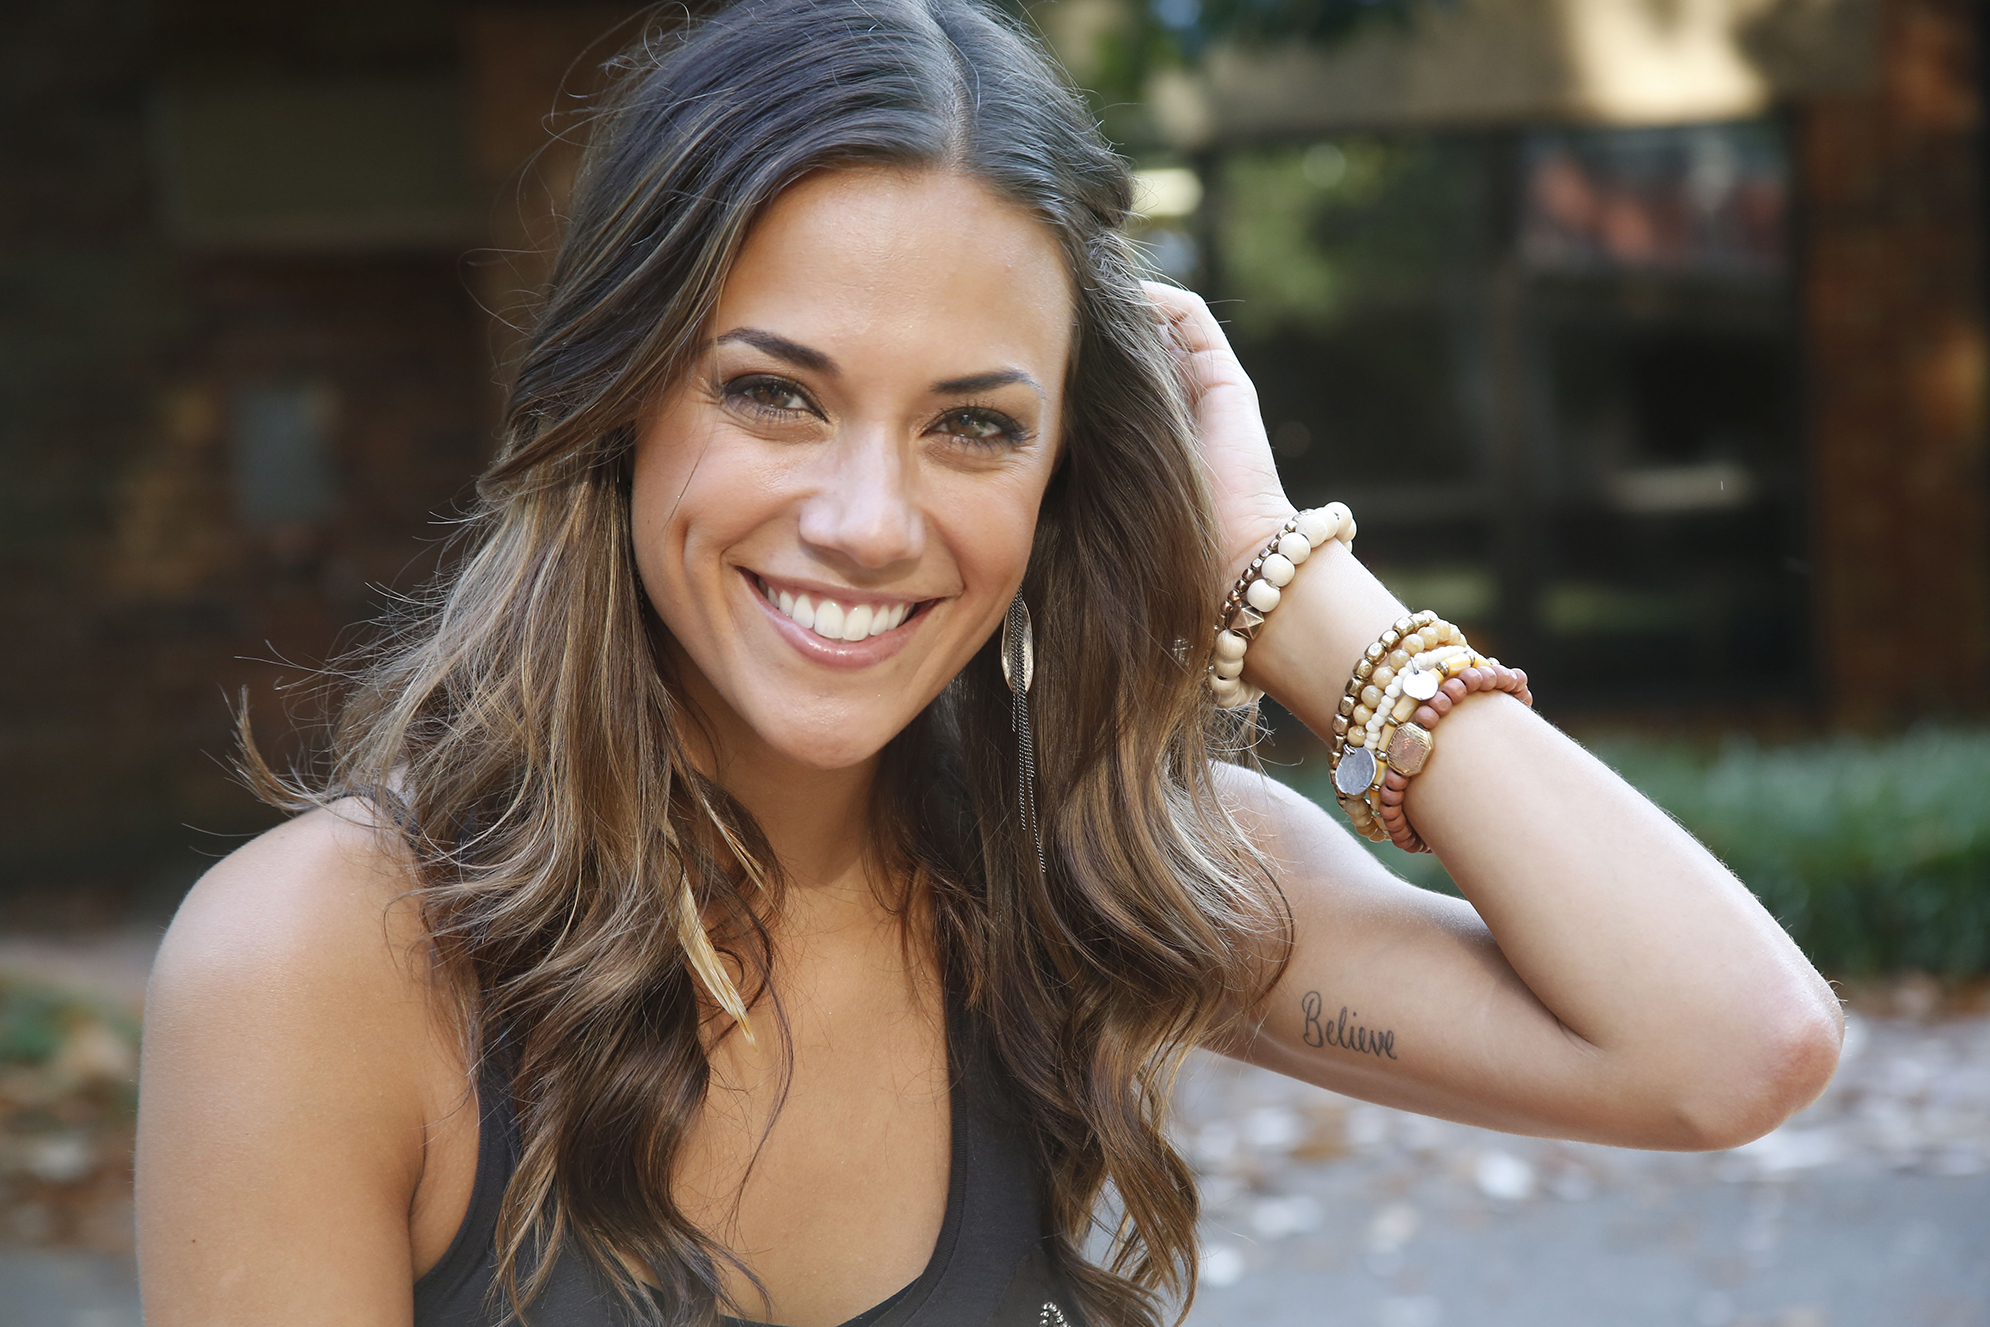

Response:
(1276, 727), (1990, 977)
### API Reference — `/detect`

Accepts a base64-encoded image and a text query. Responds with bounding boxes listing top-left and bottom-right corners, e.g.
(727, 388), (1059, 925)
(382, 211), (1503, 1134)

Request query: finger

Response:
(1141, 280), (1200, 334)
(1140, 280), (1228, 356)
(1140, 282), (1209, 400)
(1142, 283), (1252, 404)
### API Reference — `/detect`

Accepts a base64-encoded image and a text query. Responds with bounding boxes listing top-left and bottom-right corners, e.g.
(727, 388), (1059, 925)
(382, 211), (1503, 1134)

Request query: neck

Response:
(669, 674), (884, 902)
(725, 745), (880, 894)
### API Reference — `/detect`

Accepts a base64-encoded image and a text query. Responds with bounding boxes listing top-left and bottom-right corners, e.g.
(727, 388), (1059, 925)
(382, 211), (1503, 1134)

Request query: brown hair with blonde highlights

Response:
(247, 0), (1288, 1321)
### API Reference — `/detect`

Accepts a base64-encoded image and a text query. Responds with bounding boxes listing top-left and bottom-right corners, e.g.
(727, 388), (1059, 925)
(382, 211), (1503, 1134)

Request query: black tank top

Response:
(412, 1018), (1085, 1327)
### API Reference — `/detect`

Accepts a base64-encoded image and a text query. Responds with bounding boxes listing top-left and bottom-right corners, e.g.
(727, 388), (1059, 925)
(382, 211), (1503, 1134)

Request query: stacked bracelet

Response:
(1328, 612), (1532, 851)
(1207, 502), (1355, 709)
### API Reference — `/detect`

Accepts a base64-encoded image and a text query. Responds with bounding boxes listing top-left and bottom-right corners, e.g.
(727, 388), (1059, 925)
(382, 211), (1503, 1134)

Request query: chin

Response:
(745, 701), (913, 772)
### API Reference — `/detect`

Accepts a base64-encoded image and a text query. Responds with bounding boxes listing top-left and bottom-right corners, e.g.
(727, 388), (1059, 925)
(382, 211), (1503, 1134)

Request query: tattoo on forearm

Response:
(1301, 991), (1398, 1060)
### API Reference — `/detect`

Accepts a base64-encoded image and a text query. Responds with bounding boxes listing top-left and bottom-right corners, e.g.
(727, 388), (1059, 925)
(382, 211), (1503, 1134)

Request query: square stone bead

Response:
(1386, 722), (1434, 776)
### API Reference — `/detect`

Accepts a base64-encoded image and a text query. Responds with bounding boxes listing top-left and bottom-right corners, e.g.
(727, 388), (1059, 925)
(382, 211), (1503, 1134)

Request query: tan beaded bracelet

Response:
(1207, 502), (1356, 709)
(1328, 612), (1532, 851)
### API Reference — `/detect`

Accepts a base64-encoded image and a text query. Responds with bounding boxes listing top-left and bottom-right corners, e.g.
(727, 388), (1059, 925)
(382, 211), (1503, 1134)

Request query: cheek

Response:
(931, 473), (1048, 598)
(627, 434), (687, 605)
(628, 412), (753, 608)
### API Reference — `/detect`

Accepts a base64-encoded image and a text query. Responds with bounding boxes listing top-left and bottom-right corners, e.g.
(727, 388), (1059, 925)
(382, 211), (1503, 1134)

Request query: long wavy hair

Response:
(250, 0), (1286, 1321)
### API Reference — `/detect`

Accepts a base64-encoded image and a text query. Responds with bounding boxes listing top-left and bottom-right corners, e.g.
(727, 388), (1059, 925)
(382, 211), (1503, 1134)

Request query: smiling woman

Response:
(132, 0), (1843, 1325)
(634, 169), (1073, 774)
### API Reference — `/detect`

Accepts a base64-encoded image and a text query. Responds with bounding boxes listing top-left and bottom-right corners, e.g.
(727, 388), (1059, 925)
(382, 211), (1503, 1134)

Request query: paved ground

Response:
(0, 1251), (139, 1327)
(0, 935), (1984, 1327)
(1175, 1007), (1990, 1327)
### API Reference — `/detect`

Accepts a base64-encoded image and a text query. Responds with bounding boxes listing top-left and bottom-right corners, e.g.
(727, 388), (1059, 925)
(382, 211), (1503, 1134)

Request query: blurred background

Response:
(1, 0), (1986, 1323)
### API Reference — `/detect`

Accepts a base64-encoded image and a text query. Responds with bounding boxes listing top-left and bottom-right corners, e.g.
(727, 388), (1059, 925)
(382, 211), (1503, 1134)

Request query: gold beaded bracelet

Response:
(1328, 612), (1531, 850)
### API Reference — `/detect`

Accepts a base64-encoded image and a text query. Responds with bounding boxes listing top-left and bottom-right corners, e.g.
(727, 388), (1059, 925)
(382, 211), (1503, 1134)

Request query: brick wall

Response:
(1802, 0), (1989, 725)
(0, 0), (493, 900)
(1, 0), (189, 897)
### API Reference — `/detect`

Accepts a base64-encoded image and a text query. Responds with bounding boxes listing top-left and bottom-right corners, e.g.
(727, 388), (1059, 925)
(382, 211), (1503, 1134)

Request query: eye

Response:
(933, 407), (1029, 449)
(725, 375), (816, 417)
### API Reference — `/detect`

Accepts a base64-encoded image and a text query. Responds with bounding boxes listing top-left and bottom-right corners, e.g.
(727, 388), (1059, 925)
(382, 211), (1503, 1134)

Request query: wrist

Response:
(1220, 492), (1299, 589)
(1201, 505), (1536, 855)
(1207, 505), (1355, 709)
(1240, 539), (1407, 722)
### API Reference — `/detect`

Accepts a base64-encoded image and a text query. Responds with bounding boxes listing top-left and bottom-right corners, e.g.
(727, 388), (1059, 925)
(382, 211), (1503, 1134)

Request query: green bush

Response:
(1275, 727), (1990, 977)
(0, 982), (77, 1066)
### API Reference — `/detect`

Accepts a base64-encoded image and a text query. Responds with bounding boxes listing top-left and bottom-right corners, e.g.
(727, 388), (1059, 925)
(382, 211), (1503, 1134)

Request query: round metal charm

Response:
(1402, 667), (1441, 701)
(1334, 744), (1377, 796)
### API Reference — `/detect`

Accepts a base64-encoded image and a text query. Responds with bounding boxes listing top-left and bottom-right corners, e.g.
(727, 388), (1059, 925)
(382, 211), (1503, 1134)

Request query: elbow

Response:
(1663, 1000), (1845, 1153)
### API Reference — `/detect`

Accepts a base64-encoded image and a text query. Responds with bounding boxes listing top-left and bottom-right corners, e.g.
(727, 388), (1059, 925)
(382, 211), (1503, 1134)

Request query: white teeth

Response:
(813, 599), (845, 640)
(761, 579), (915, 640)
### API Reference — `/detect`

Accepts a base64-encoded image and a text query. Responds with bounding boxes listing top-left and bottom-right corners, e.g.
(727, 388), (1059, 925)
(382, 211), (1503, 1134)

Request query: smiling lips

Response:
(755, 576), (918, 643)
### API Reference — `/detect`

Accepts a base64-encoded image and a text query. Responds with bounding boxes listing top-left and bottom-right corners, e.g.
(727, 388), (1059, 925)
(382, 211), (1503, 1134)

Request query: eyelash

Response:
(719, 375), (1032, 450)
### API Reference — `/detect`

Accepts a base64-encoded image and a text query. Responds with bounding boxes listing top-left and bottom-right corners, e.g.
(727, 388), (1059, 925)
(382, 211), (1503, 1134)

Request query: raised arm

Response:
(136, 809), (474, 1325)
(1150, 282), (1843, 1150)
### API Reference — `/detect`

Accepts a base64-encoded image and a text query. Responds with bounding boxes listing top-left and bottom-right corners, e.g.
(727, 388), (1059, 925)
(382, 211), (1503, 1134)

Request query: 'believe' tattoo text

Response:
(1301, 991), (1398, 1059)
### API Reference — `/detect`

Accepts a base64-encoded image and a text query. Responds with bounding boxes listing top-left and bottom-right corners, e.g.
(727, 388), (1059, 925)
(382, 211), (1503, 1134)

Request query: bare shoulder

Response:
(151, 801), (442, 1041)
(139, 802), (463, 1323)
(144, 797), (466, 1140)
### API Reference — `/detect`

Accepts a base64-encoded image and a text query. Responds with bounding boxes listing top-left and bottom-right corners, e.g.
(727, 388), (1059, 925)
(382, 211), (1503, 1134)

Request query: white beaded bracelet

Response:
(1208, 502), (1356, 709)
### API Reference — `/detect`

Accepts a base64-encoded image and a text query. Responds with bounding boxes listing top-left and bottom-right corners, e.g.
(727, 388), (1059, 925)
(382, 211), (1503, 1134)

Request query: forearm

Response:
(1241, 540), (1843, 1142)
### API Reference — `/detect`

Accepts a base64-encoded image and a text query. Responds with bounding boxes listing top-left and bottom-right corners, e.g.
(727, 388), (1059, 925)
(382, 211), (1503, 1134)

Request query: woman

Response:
(133, 0), (1844, 1323)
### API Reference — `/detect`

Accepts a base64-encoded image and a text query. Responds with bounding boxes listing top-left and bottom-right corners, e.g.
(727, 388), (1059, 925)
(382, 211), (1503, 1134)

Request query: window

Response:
(1185, 120), (1805, 707)
(229, 381), (338, 529)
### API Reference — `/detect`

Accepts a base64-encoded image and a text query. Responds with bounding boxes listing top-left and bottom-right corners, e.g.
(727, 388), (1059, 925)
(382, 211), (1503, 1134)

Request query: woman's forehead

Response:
(709, 167), (1075, 387)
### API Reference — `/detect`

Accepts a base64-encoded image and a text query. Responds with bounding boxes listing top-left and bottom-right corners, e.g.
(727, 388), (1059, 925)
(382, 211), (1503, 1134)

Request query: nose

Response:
(796, 423), (926, 572)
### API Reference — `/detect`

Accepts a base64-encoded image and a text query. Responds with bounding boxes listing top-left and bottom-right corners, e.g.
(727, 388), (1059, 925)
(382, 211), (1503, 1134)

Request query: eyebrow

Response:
(713, 328), (837, 375)
(933, 369), (1044, 400)
(714, 327), (1044, 401)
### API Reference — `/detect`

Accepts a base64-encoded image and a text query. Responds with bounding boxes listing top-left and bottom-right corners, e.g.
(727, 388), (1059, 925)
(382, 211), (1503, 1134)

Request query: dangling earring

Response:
(1001, 592), (1045, 880)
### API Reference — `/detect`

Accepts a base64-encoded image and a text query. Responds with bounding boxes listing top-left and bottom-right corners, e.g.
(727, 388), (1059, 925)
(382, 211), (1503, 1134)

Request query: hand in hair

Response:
(1144, 280), (1296, 587)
